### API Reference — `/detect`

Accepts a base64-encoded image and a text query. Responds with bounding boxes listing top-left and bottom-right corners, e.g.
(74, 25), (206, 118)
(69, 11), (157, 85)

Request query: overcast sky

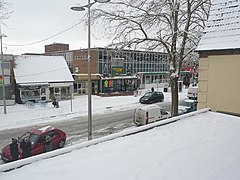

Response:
(2, 0), (111, 55)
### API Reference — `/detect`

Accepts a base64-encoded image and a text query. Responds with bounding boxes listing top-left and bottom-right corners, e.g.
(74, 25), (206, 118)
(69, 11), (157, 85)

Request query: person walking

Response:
(52, 98), (59, 108)
(151, 87), (154, 92)
(45, 136), (54, 152)
(20, 136), (32, 159)
(10, 138), (19, 161)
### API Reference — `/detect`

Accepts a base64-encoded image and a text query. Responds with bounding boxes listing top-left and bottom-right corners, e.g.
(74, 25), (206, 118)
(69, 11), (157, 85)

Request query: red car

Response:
(1, 126), (66, 162)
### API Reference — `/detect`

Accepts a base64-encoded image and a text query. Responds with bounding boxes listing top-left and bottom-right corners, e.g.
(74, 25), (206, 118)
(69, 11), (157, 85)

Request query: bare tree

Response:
(92, 0), (211, 116)
(0, 0), (13, 24)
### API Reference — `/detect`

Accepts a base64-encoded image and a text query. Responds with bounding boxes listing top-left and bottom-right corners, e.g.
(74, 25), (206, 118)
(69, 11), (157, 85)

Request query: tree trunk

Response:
(171, 77), (179, 117)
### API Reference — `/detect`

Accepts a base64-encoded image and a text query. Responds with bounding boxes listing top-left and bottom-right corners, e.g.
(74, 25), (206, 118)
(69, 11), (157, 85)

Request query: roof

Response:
(138, 104), (164, 110)
(196, 0), (240, 51)
(30, 126), (55, 135)
(14, 55), (74, 84)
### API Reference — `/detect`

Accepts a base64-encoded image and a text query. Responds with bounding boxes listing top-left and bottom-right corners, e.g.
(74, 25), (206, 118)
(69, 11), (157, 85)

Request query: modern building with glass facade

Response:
(43, 43), (170, 95)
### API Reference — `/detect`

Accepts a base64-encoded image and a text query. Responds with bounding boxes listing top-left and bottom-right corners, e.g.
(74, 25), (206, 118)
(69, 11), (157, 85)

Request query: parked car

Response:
(187, 86), (198, 100)
(133, 104), (170, 125)
(1, 126), (66, 162)
(178, 99), (198, 114)
(139, 91), (164, 104)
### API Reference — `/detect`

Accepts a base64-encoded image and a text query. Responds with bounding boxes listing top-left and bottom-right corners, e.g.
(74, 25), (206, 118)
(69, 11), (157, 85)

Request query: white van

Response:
(133, 104), (170, 125)
(187, 86), (198, 100)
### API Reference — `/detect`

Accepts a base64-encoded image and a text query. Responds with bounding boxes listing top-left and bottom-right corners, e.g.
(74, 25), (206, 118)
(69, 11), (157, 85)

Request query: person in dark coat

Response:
(20, 136), (32, 159)
(151, 87), (154, 92)
(10, 138), (19, 161)
(52, 98), (59, 108)
(45, 136), (54, 152)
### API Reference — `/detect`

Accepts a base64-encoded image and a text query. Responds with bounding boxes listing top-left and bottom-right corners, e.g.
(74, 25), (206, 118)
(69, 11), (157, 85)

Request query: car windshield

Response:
(18, 132), (39, 144)
(179, 101), (192, 107)
(143, 92), (153, 97)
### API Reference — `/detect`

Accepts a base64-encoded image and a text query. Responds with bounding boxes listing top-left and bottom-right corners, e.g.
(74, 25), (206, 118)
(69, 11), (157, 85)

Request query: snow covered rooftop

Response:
(14, 55), (74, 84)
(1, 111), (240, 179)
(196, 0), (240, 51)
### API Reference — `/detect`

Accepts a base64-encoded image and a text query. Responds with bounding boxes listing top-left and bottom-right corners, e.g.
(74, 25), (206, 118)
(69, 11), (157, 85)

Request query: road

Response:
(0, 101), (171, 164)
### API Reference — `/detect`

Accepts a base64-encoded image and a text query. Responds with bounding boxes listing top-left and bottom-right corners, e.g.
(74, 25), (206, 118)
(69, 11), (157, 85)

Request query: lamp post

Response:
(0, 26), (7, 114)
(71, 0), (110, 141)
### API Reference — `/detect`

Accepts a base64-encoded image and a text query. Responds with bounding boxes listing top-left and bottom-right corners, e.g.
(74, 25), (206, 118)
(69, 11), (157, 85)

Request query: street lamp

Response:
(71, 0), (110, 141)
(0, 26), (7, 114)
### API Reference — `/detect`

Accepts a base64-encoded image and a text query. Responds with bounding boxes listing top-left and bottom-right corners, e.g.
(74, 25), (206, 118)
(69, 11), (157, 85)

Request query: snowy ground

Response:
(1, 88), (240, 179)
(1, 111), (240, 180)
(0, 88), (188, 131)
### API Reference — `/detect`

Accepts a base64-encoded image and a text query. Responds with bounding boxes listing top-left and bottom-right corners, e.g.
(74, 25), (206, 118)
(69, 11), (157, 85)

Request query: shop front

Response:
(100, 75), (138, 94)
(73, 74), (101, 95)
(17, 82), (73, 104)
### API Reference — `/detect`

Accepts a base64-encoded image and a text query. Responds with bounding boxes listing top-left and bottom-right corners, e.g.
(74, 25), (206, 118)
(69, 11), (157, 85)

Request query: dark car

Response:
(178, 99), (198, 114)
(1, 126), (66, 162)
(139, 91), (164, 104)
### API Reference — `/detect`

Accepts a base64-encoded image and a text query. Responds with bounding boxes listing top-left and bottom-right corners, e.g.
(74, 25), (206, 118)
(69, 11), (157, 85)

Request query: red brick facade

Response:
(73, 49), (98, 74)
(45, 43), (69, 53)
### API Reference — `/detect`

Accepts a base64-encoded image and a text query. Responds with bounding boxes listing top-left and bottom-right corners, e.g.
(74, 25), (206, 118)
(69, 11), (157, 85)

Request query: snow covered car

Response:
(178, 99), (198, 114)
(1, 126), (66, 162)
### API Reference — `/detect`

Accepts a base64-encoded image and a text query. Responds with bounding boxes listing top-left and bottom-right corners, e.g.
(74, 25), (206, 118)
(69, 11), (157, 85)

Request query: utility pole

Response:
(0, 26), (7, 114)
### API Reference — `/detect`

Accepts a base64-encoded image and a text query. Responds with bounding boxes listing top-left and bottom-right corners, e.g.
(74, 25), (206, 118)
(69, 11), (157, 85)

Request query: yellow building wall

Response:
(198, 55), (240, 115)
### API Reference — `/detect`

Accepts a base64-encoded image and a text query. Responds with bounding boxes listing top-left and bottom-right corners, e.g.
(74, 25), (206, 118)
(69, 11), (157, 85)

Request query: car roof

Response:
(29, 126), (56, 135)
(137, 105), (165, 111)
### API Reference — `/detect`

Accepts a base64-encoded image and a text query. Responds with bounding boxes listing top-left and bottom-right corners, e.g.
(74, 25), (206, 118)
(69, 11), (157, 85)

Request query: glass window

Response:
(160, 109), (168, 115)
(37, 134), (46, 144)
(99, 51), (103, 59)
(18, 132), (38, 145)
(3, 62), (10, 69)
(48, 130), (59, 138)
(55, 88), (60, 93)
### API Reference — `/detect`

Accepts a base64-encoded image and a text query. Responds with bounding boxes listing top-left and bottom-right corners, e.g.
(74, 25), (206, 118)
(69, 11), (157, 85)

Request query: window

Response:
(48, 130), (59, 138)
(160, 109), (168, 115)
(37, 134), (46, 144)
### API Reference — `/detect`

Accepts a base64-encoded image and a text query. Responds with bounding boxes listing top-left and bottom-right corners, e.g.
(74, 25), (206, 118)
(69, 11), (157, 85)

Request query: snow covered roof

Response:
(14, 55), (74, 84)
(196, 0), (240, 51)
(1, 111), (240, 179)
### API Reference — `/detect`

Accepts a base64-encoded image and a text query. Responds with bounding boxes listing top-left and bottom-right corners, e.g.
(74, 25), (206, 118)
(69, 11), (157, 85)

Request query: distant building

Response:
(45, 43), (69, 53)
(13, 55), (74, 103)
(43, 44), (170, 95)
(196, 0), (240, 116)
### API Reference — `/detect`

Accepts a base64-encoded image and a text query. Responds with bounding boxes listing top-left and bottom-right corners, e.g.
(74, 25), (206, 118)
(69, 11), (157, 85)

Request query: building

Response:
(196, 0), (240, 115)
(45, 43), (69, 53)
(44, 44), (169, 95)
(13, 55), (74, 103)
(73, 48), (169, 94)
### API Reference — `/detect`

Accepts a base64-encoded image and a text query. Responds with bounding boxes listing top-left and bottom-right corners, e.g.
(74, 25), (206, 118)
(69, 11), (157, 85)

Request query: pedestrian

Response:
(52, 98), (59, 108)
(45, 136), (54, 152)
(10, 138), (19, 161)
(20, 136), (32, 159)
(151, 87), (154, 92)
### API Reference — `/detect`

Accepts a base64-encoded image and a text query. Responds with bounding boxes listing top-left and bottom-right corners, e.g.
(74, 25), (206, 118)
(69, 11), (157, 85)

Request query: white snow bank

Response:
(1, 109), (240, 180)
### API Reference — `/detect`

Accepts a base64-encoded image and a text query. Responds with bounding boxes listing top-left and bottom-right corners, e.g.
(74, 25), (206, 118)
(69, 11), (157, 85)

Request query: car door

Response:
(154, 92), (161, 102)
(151, 93), (158, 103)
(47, 130), (60, 149)
(32, 134), (47, 155)
(160, 109), (169, 119)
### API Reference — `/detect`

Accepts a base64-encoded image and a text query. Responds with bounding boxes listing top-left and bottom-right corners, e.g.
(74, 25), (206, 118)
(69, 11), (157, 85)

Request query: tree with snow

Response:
(0, 0), (13, 22)
(91, 0), (211, 116)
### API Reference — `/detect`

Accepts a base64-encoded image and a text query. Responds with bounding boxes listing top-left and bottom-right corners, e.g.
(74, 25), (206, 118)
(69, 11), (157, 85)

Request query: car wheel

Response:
(58, 139), (65, 148)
